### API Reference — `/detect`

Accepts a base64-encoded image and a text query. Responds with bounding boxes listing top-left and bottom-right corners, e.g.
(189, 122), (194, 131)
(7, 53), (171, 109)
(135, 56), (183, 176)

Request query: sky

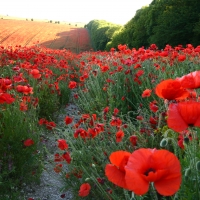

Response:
(0, 0), (152, 25)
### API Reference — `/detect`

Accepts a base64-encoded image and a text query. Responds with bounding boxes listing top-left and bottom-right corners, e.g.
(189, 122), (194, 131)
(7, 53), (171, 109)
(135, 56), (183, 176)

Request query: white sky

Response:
(0, 0), (152, 25)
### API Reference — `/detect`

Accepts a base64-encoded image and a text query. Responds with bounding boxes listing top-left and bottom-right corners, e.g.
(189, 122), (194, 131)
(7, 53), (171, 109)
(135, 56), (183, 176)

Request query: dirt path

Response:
(20, 93), (80, 200)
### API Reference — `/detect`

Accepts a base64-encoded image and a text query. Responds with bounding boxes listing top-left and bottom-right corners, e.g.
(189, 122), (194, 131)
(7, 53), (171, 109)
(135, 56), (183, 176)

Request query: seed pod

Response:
(185, 168), (191, 177)
(160, 138), (168, 147)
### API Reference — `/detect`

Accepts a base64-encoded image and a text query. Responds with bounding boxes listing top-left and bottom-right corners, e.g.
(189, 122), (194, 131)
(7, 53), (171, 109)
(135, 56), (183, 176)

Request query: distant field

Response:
(0, 16), (92, 53)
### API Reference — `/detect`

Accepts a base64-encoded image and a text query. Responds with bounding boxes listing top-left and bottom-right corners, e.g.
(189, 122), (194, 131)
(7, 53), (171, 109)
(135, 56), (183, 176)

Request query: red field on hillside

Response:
(0, 18), (92, 53)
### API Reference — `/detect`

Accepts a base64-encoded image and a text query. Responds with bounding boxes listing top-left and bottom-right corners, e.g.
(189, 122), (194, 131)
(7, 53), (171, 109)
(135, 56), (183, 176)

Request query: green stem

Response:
(150, 183), (159, 200)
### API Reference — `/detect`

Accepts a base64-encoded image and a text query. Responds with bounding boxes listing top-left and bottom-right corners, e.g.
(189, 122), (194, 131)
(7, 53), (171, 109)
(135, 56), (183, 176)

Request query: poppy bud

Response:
(92, 164), (96, 168)
(196, 161), (200, 171)
(85, 178), (90, 181)
(160, 138), (168, 147)
(184, 168), (191, 177)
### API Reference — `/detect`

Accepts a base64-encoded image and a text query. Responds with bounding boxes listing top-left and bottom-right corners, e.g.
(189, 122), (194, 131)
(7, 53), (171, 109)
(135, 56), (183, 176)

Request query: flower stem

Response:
(150, 183), (159, 200)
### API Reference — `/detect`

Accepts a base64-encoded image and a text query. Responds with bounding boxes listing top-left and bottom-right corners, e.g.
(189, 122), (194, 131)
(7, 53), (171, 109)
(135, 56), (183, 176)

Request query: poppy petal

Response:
(194, 116), (200, 127)
(109, 151), (131, 167)
(125, 170), (149, 195)
(126, 148), (153, 172)
(125, 149), (153, 194)
(167, 103), (188, 132)
(154, 175), (181, 196)
(105, 164), (128, 189)
(153, 150), (181, 172)
(155, 79), (189, 100)
(153, 150), (181, 196)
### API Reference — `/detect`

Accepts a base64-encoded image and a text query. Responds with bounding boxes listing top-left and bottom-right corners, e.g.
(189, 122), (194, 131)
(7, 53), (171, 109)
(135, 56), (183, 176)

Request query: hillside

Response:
(0, 17), (92, 53)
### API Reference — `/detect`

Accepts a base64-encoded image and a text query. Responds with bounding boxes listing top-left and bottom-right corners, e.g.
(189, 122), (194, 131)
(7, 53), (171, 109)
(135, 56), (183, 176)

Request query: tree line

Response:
(86, 0), (200, 50)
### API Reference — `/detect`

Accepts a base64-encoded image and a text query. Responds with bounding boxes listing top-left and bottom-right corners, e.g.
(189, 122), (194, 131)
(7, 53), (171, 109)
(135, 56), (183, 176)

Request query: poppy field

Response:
(1, 24), (200, 199)
(55, 44), (200, 200)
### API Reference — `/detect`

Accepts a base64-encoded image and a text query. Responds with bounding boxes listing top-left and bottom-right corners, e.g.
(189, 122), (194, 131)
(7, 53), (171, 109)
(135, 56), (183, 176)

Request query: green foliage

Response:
(193, 14), (200, 46)
(0, 103), (43, 197)
(86, 20), (122, 51)
(149, 0), (200, 48)
(105, 27), (127, 51)
(58, 80), (71, 105)
(105, 0), (200, 50)
(36, 84), (60, 120)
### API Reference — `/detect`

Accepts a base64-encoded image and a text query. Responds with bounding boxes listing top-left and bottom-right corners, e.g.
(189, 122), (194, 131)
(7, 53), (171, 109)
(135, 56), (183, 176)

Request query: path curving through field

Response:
(21, 92), (81, 200)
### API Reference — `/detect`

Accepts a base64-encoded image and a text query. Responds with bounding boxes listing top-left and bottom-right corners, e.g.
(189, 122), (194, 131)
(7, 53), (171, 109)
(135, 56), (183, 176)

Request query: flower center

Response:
(144, 168), (155, 176)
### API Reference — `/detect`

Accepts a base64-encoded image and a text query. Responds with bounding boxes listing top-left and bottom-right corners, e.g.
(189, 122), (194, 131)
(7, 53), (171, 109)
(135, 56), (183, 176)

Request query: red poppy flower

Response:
(178, 54), (186, 62)
(100, 65), (110, 72)
(16, 85), (33, 95)
(89, 114), (97, 126)
(20, 102), (28, 111)
(135, 70), (144, 77)
(121, 96), (125, 101)
(68, 81), (77, 89)
(125, 148), (181, 196)
(113, 108), (119, 116)
(78, 183), (91, 197)
(116, 130), (124, 143)
(54, 164), (63, 173)
(46, 121), (56, 130)
(0, 78), (12, 91)
(176, 71), (200, 89)
(103, 106), (109, 114)
(23, 138), (34, 147)
(110, 117), (122, 127)
(134, 64), (141, 69)
(155, 79), (189, 100)
(13, 75), (24, 83)
(96, 123), (104, 132)
(38, 118), (48, 125)
(149, 101), (158, 112)
(167, 101), (200, 132)
(0, 93), (15, 104)
(81, 114), (90, 121)
(30, 69), (41, 79)
(129, 135), (138, 146)
(142, 89), (152, 98)
(149, 116), (157, 125)
(105, 151), (131, 189)
(54, 153), (64, 162)
(88, 127), (99, 138)
(62, 152), (71, 164)
(149, 44), (158, 50)
(57, 139), (68, 150)
(65, 116), (73, 125)
(134, 77), (142, 85)
(79, 129), (89, 139)
(73, 93), (78, 99)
